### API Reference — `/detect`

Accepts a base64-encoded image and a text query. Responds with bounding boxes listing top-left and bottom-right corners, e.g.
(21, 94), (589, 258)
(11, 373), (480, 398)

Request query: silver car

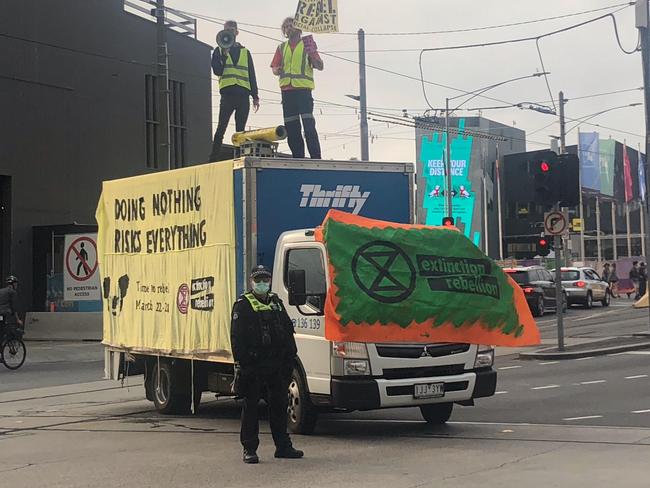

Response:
(557, 267), (610, 308)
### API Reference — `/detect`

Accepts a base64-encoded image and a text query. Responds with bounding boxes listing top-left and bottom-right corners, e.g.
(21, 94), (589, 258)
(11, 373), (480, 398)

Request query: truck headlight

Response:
(344, 359), (370, 376)
(474, 347), (495, 369)
(332, 341), (368, 359)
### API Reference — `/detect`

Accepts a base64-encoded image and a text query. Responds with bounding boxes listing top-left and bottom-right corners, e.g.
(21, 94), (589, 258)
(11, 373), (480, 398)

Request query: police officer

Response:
(0, 276), (22, 337)
(230, 265), (303, 464)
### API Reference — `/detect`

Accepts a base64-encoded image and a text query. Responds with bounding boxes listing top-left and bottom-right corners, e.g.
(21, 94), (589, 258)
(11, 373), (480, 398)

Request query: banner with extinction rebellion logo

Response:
(316, 210), (539, 346)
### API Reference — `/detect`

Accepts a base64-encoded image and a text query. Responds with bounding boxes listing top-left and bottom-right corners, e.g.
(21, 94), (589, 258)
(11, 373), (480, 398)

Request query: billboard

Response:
(418, 119), (478, 245)
(579, 132), (600, 192)
(599, 138), (615, 197)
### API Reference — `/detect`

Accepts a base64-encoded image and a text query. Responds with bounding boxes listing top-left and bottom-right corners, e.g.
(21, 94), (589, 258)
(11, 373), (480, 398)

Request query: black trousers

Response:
(210, 93), (250, 160)
(281, 89), (321, 159)
(240, 370), (291, 451)
(640, 279), (647, 298)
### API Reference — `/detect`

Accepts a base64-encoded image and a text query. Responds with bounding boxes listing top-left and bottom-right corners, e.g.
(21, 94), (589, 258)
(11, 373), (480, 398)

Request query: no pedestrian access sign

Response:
(543, 211), (568, 236)
(63, 233), (101, 301)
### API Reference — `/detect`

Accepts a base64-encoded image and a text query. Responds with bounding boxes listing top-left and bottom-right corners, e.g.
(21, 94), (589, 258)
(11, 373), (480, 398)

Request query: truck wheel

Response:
(287, 367), (318, 435)
(152, 361), (191, 415)
(420, 403), (453, 424)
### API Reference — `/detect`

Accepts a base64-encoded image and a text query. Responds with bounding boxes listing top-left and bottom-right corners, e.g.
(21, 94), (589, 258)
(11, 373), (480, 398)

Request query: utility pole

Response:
(445, 98), (453, 219)
(636, 0), (650, 331)
(555, 90), (567, 351)
(358, 28), (369, 161)
(155, 0), (171, 170)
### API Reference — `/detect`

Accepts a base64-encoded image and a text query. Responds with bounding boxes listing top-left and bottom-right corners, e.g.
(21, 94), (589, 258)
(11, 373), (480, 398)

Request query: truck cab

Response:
(274, 229), (497, 433)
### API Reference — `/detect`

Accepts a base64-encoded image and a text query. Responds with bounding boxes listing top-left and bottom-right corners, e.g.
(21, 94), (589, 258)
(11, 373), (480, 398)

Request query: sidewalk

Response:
(517, 335), (650, 360)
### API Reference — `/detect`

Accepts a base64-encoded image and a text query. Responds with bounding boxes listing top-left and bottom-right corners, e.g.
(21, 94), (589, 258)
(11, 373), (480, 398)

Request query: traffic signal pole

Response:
(555, 91), (567, 351)
(637, 0), (650, 333)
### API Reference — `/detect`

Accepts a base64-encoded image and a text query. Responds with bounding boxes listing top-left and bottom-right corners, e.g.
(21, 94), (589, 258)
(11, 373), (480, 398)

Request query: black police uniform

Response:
(230, 289), (298, 455)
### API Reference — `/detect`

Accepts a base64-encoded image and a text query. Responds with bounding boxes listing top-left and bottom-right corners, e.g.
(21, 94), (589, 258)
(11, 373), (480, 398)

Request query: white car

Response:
(557, 267), (610, 308)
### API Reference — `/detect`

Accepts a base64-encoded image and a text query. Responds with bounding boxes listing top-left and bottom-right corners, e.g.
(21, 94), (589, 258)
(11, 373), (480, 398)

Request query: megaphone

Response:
(216, 30), (235, 49)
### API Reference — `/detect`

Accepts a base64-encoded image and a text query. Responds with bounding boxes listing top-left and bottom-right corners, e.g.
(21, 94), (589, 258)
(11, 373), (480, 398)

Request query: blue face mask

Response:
(253, 282), (270, 294)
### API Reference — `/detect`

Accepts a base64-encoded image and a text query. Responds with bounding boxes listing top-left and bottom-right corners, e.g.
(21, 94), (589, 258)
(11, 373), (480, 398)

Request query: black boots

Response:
(274, 446), (304, 459)
(243, 449), (259, 464)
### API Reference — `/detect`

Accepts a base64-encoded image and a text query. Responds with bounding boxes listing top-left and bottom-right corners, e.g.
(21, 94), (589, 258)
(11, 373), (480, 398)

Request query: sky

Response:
(165, 0), (646, 162)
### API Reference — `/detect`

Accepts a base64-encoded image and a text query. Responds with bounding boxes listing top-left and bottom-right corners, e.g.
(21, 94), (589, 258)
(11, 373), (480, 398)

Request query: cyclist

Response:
(0, 276), (23, 335)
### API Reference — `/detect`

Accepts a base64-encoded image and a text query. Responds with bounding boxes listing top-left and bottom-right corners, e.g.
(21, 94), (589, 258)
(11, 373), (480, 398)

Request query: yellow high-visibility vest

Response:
(219, 48), (251, 91)
(279, 41), (314, 90)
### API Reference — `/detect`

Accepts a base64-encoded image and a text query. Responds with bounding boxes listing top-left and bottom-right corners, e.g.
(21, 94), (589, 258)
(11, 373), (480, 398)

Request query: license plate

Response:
(414, 382), (445, 399)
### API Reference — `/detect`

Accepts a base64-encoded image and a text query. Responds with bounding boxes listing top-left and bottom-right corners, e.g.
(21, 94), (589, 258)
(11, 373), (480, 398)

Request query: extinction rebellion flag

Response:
(316, 210), (539, 346)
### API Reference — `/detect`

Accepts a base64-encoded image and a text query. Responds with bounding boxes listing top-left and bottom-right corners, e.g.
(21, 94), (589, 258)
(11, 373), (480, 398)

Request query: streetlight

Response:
(443, 72), (550, 218)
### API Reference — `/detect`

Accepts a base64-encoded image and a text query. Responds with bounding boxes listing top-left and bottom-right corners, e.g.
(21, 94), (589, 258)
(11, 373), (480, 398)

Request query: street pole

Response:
(555, 90), (567, 351)
(445, 98), (453, 219)
(155, 0), (171, 170)
(496, 143), (504, 260)
(637, 0), (650, 331)
(358, 28), (369, 161)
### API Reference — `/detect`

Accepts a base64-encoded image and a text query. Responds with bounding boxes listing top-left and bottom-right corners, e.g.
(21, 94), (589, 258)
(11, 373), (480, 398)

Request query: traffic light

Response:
(531, 151), (557, 205)
(442, 216), (454, 227)
(537, 236), (551, 256)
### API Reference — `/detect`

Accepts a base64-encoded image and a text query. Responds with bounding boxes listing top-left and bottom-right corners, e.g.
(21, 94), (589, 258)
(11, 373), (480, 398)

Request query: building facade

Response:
(0, 0), (212, 311)
(415, 116), (526, 259)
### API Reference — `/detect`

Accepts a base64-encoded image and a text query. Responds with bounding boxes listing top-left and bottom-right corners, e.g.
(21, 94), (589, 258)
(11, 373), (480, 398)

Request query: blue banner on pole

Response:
(640, 152), (646, 202)
(579, 132), (600, 192)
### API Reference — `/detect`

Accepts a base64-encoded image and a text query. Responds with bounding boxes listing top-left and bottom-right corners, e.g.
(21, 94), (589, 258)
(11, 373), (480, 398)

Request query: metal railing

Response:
(122, 0), (197, 38)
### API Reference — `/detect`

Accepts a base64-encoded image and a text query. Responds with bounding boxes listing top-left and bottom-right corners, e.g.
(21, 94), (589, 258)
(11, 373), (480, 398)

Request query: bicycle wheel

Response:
(1, 337), (26, 370)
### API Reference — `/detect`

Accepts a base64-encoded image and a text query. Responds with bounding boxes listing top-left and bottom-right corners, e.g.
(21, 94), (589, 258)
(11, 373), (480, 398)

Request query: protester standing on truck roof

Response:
(230, 265), (303, 464)
(271, 17), (323, 159)
(209, 20), (260, 161)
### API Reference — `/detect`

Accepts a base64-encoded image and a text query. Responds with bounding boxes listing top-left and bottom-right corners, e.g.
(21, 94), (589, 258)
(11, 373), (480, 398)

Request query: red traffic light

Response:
(540, 161), (550, 172)
(539, 238), (547, 246)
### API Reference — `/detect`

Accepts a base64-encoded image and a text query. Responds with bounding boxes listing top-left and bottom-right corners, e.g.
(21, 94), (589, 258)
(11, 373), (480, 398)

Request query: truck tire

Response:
(420, 403), (453, 424)
(287, 367), (318, 435)
(152, 361), (191, 415)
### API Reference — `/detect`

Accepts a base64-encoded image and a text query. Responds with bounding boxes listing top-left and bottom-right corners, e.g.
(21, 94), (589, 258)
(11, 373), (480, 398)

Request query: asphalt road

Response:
(1, 306), (650, 487)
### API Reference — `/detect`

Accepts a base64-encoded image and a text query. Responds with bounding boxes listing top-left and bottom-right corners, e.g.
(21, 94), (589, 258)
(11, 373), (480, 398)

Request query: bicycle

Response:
(0, 323), (27, 370)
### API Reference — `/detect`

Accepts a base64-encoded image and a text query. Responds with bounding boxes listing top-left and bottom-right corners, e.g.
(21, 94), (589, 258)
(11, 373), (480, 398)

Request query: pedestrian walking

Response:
(209, 20), (260, 161)
(630, 261), (640, 300)
(230, 265), (303, 464)
(610, 263), (620, 298)
(639, 262), (647, 298)
(602, 263), (612, 297)
(271, 17), (323, 159)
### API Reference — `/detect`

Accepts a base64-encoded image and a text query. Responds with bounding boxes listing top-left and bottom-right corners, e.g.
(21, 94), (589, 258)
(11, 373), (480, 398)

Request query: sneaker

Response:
(243, 450), (259, 464)
(274, 446), (304, 459)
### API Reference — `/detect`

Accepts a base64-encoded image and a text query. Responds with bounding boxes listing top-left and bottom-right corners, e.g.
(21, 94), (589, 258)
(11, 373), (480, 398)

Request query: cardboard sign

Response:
(294, 0), (339, 33)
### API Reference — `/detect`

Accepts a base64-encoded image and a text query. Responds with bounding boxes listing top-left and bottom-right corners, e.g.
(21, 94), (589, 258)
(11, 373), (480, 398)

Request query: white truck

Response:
(101, 158), (496, 434)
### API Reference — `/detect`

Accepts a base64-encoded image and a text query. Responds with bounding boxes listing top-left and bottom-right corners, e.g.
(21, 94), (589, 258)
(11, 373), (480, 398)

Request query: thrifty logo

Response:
(299, 184), (370, 214)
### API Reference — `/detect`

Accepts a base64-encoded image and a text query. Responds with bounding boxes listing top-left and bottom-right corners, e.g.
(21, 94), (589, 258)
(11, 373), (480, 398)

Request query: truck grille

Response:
(381, 364), (465, 380)
(386, 381), (469, 397)
(376, 343), (470, 359)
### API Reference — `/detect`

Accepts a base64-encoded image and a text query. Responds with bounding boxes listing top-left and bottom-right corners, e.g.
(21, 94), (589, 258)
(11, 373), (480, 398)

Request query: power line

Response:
(176, 2), (632, 37)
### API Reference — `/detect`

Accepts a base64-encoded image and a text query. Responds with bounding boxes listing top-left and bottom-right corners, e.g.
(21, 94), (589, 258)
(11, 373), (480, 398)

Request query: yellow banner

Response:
(96, 161), (236, 357)
(294, 0), (339, 33)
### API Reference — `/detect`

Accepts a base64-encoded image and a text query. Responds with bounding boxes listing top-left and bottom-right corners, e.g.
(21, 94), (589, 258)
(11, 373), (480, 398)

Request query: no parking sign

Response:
(63, 233), (101, 301)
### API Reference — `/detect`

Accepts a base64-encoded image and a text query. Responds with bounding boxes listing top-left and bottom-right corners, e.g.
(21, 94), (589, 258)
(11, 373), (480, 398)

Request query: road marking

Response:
(576, 357), (595, 361)
(495, 391), (508, 395)
(563, 415), (603, 421)
(573, 309), (620, 322)
(580, 380), (607, 385)
(623, 351), (650, 355)
(531, 384), (560, 390)
(625, 374), (649, 379)
(632, 409), (650, 414)
(539, 361), (559, 365)
(608, 352), (632, 356)
(498, 365), (522, 370)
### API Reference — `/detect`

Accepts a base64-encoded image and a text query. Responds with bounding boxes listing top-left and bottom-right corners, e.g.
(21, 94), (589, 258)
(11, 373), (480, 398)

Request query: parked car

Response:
(555, 267), (610, 308)
(504, 266), (567, 317)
